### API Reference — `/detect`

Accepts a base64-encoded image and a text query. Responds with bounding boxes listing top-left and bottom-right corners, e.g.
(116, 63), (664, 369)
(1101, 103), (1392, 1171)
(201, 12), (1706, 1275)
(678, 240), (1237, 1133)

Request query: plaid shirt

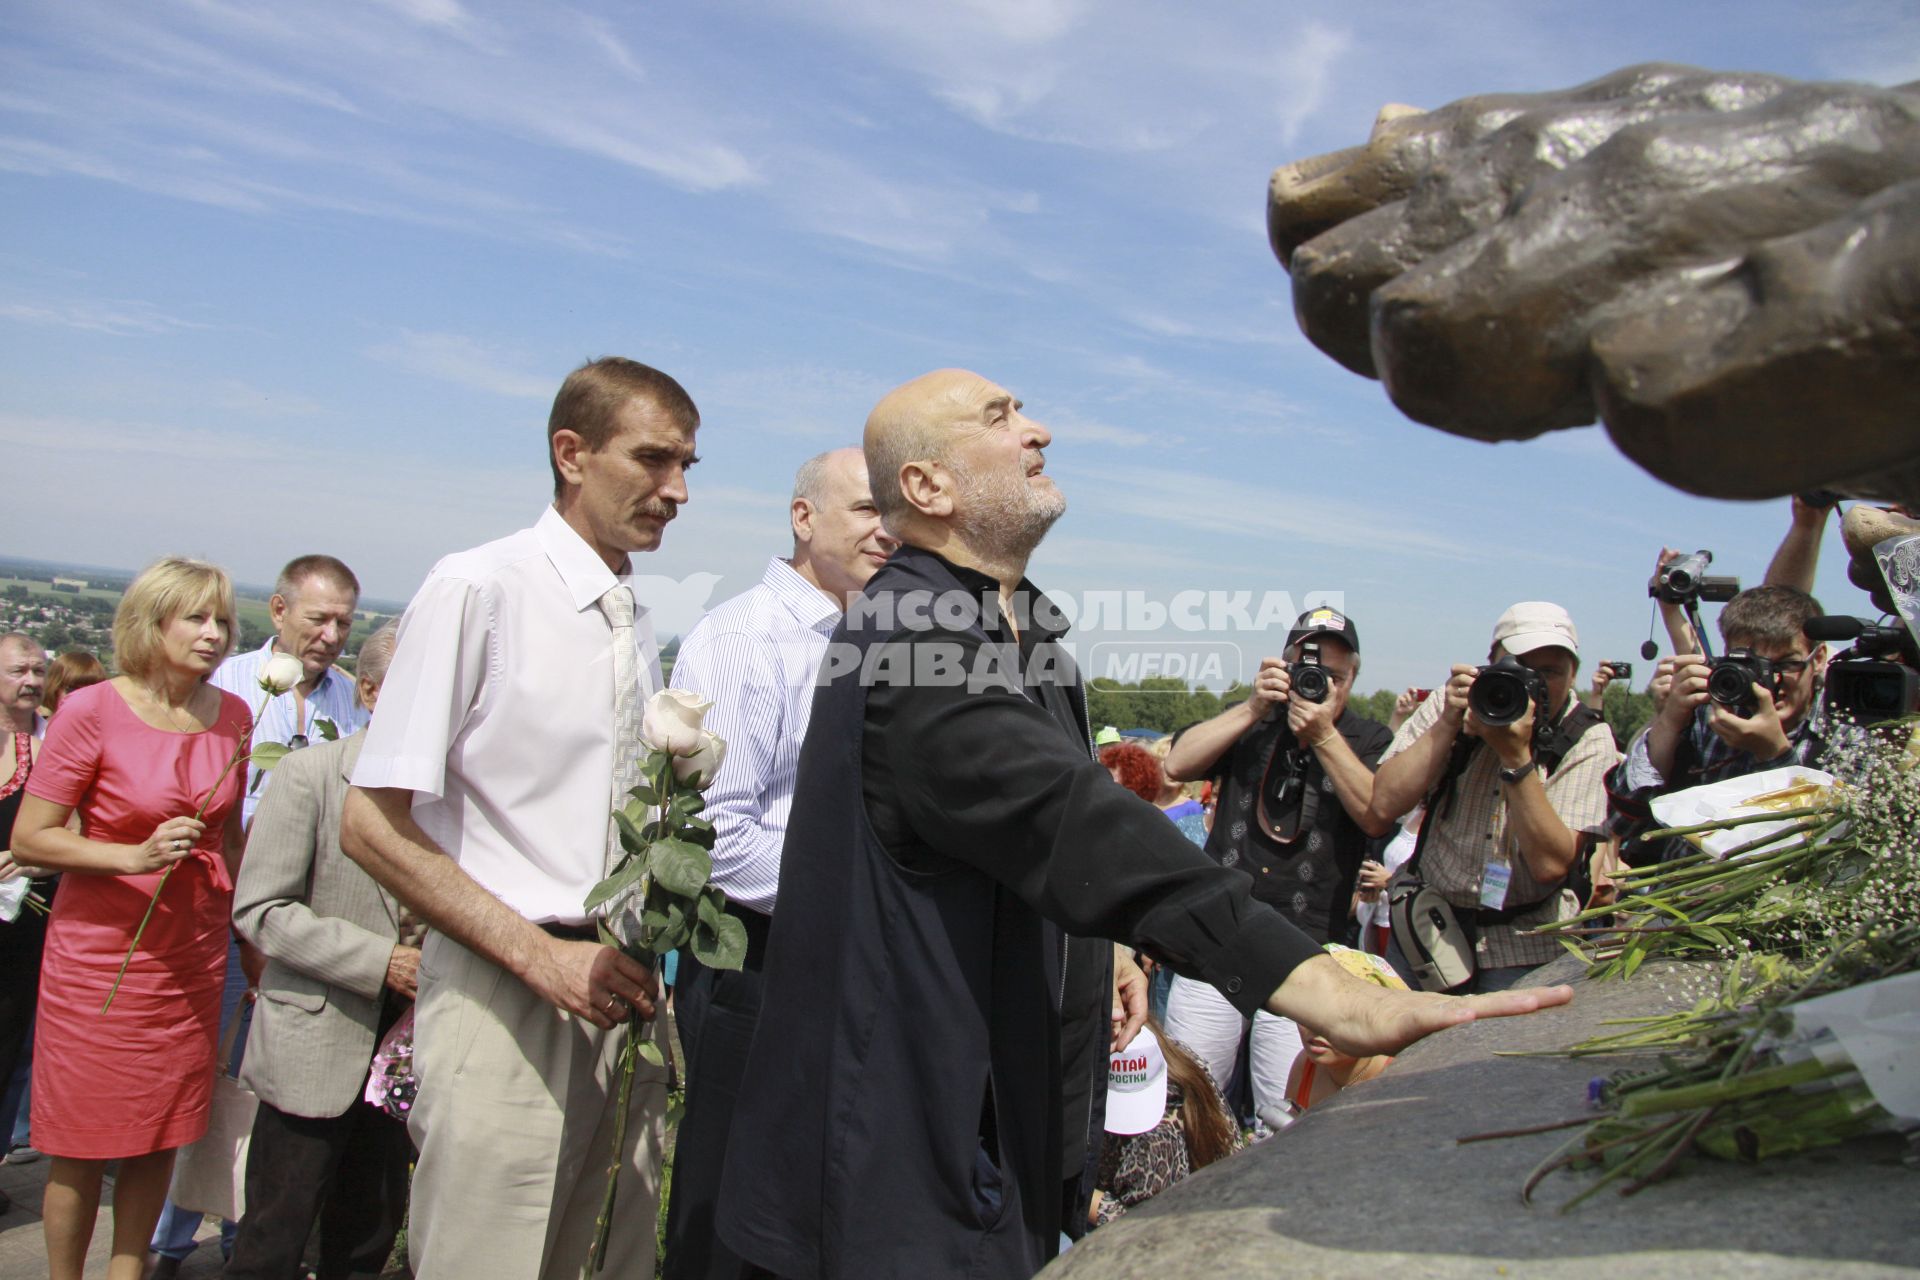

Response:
(1608, 706), (1842, 864)
(1382, 693), (1619, 970)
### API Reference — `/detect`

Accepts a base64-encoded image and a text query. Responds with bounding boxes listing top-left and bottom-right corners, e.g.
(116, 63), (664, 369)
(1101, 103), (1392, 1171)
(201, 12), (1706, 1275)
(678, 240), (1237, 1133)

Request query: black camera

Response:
(1809, 615), (1920, 723)
(1601, 661), (1633, 680)
(1648, 550), (1741, 606)
(1470, 655), (1548, 727)
(1290, 640), (1330, 704)
(1707, 648), (1778, 716)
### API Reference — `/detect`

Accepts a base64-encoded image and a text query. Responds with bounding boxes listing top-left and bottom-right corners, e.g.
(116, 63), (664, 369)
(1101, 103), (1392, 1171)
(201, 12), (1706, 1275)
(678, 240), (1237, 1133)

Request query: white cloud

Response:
(1045, 414), (1161, 450)
(794, 0), (1351, 158)
(364, 331), (556, 399)
(0, 294), (210, 335)
(1064, 460), (1475, 561)
(699, 364), (892, 441)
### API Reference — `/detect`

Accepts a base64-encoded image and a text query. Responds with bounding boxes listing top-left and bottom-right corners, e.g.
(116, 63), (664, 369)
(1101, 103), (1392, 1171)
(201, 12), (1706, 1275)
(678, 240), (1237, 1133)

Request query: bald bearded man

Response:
(716, 370), (1572, 1280)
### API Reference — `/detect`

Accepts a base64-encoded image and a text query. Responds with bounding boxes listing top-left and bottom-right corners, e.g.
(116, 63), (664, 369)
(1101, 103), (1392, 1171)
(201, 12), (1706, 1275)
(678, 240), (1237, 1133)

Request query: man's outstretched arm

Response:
(874, 632), (1572, 1057)
(1264, 951), (1571, 1058)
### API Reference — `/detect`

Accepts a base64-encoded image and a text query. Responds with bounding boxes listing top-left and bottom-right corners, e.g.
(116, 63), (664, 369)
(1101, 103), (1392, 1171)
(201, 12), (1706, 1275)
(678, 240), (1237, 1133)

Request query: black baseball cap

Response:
(1286, 606), (1359, 656)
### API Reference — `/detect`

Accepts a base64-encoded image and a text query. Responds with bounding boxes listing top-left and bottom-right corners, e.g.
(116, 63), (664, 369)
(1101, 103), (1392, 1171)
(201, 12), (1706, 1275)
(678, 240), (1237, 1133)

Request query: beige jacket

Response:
(233, 732), (403, 1118)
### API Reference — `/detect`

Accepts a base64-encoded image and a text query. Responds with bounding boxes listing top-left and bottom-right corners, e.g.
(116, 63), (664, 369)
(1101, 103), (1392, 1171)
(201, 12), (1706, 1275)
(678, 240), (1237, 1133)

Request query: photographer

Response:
(1160, 608), (1392, 1128)
(1368, 604), (1620, 992)
(1608, 586), (1835, 864)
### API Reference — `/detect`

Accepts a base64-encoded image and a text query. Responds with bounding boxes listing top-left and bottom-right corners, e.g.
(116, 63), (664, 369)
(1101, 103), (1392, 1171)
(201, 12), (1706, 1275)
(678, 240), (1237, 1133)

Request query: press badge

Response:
(1479, 860), (1512, 911)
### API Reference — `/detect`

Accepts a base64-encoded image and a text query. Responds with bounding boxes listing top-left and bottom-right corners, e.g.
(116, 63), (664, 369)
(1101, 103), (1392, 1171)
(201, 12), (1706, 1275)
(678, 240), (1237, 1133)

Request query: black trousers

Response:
(660, 907), (772, 1280)
(0, 890), (50, 1093)
(225, 1096), (413, 1280)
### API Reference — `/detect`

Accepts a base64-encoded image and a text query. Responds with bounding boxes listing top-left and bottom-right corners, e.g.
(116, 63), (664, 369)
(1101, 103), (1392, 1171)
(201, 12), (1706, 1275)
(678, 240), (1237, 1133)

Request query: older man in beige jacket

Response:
(227, 625), (418, 1280)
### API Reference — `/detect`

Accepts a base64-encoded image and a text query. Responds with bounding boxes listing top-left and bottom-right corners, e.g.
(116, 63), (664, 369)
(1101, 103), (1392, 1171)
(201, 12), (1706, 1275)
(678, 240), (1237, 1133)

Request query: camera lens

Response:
(1707, 661), (1757, 708)
(1293, 665), (1330, 704)
(1470, 668), (1529, 726)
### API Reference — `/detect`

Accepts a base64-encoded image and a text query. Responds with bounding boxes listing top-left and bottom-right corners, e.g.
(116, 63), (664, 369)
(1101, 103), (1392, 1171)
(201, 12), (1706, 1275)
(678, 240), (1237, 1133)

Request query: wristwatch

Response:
(1497, 758), (1537, 785)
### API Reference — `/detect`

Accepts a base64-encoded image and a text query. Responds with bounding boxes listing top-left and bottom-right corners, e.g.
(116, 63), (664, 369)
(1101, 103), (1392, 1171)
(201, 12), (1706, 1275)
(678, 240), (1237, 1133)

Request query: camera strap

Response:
(1254, 718), (1324, 844)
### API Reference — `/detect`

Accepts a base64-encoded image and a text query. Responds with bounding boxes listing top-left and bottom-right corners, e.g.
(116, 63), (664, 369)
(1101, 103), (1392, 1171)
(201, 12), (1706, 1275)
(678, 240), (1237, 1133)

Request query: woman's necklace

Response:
(144, 682), (199, 733)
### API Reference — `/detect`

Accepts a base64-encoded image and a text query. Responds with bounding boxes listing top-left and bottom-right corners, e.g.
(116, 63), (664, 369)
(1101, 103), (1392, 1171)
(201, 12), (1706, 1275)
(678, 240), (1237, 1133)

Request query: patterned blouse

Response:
(1092, 1079), (1244, 1228)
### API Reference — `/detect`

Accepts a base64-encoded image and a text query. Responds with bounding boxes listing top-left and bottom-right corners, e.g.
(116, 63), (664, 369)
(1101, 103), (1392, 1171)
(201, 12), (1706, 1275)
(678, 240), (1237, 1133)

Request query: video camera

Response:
(1647, 550), (1741, 607)
(1291, 639), (1330, 704)
(1469, 655), (1549, 727)
(1808, 615), (1920, 722)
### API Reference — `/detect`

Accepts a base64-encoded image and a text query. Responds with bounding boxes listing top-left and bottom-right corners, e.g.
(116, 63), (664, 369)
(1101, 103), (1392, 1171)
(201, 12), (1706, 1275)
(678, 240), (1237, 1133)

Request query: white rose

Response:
(641, 688), (712, 755)
(670, 730), (727, 789)
(259, 652), (304, 696)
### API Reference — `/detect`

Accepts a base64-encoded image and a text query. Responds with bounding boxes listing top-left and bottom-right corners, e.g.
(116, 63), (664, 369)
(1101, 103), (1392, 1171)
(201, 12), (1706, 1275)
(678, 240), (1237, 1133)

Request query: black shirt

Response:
(1185, 705), (1393, 944)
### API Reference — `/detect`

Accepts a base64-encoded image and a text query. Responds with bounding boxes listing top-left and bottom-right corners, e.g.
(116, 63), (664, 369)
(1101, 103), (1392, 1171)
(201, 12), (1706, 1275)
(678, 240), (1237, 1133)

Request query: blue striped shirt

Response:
(671, 557), (840, 915)
(211, 640), (368, 825)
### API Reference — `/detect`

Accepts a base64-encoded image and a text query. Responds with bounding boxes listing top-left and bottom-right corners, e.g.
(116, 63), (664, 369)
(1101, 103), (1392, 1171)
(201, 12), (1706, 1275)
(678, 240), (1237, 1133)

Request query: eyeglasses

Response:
(1771, 657), (1813, 677)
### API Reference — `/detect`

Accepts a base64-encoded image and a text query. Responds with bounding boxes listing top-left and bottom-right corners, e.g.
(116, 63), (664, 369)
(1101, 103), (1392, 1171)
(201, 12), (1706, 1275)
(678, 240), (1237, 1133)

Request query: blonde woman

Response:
(14, 558), (252, 1280)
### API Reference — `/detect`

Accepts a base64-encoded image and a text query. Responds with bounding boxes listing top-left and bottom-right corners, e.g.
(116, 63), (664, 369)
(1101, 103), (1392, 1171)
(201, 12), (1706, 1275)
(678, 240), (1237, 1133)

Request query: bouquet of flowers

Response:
(364, 1006), (419, 1121)
(1473, 718), (1920, 1206)
(1538, 723), (1919, 978)
(584, 689), (745, 1274)
(1468, 925), (1919, 1210)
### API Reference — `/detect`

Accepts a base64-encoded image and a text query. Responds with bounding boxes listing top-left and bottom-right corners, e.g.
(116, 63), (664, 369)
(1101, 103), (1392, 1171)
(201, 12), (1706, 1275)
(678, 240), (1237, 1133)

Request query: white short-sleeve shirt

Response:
(351, 505), (660, 924)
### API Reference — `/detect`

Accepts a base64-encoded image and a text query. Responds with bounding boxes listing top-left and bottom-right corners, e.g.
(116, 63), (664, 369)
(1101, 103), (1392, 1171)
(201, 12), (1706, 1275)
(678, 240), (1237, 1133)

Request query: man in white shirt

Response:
(211, 555), (367, 825)
(660, 447), (896, 1280)
(342, 356), (698, 1280)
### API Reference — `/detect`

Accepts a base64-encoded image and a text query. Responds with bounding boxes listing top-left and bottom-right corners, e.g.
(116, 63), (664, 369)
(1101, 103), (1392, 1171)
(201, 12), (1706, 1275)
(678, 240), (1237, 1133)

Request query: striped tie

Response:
(599, 584), (643, 878)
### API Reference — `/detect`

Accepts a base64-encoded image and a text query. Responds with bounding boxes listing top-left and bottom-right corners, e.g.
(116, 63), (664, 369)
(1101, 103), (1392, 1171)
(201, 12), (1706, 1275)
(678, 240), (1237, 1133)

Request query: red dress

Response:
(27, 681), (251, 1158)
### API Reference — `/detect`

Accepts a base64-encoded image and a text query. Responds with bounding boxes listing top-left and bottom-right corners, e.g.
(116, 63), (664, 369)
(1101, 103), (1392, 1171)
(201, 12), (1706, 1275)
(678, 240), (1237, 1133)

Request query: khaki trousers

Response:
(408, 933), (668, 1280)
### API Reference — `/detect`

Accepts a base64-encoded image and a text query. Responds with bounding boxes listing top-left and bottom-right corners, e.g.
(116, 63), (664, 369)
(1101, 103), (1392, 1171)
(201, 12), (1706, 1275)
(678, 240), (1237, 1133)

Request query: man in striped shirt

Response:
(661, 446), (897, 1280)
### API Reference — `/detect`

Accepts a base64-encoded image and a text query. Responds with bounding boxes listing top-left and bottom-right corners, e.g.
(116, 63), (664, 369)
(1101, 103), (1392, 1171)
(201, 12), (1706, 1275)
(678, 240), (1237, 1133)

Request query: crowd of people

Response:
(0, 355), (1889, 1280)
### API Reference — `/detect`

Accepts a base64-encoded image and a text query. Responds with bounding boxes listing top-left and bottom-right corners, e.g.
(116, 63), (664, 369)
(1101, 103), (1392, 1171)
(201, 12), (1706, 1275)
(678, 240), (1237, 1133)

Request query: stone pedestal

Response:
(1045, 957), (1920, 1278)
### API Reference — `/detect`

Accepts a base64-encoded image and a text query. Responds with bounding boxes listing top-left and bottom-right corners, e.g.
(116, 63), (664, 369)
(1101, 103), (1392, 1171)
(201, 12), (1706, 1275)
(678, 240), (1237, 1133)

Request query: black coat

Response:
(717, 546), (1315, 1280)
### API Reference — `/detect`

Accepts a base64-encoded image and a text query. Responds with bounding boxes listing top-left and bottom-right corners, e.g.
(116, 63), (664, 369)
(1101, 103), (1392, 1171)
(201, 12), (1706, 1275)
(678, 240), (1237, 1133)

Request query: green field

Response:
(2, 573), (393, 662)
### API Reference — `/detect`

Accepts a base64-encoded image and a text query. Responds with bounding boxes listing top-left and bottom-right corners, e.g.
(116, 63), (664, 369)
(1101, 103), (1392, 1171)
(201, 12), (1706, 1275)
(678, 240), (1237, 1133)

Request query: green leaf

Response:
(612, 809), (648, 854)
(1622, 946), (1646, 981)
(635, 1040), (665, 1066)
(642, 897), (691, 954)
(696, 889), (725, 929)
(250, 741), (292, 771)
(655, 916), (693, 954)
(596, 919), (621, 948)
(649, 838), (712, 899)
(1556, 937), (1594, 965)
(670, 790), (705, 817)
(583, 857), (648, 912)
(313, 717), (340, 742)
(691, 912), (748, 971)
(627, 784), (660, 808)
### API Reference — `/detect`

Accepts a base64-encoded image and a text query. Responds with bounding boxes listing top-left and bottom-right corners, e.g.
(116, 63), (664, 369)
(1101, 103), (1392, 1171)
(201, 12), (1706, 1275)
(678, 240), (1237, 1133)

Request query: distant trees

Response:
(1081, 676), (1657, 749)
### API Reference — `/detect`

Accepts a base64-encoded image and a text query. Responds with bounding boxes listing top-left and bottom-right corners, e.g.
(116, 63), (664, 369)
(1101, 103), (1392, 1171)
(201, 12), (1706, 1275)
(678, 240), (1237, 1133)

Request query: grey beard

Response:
(955, 474), (1066, 565)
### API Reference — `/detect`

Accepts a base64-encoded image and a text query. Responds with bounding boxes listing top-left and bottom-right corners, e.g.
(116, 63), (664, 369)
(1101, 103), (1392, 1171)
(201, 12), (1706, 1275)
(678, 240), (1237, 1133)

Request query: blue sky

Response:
(3, 0), (1915, 694)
